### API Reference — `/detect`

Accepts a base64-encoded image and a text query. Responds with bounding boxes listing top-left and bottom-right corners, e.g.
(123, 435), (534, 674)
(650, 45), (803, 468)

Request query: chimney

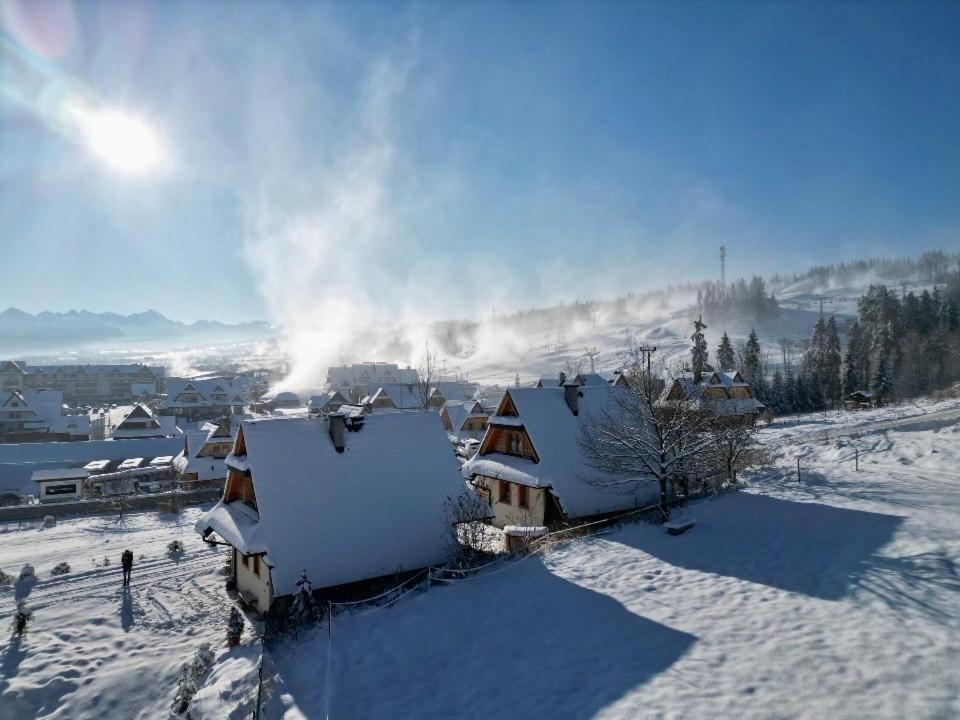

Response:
(563, 382), (579, 416)
(329, 413), (345, 453)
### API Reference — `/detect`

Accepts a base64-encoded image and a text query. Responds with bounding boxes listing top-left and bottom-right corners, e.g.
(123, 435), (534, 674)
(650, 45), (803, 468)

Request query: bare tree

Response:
(578, 359), (716, 520)
(415, 345), (439, 410)
(704, 415), (758, 488)
(443, 490), (496, 567)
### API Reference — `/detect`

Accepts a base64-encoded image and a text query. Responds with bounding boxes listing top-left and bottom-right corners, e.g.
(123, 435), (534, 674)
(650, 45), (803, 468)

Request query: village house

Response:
(844, 390), (877, 410)
(461, 384), (658, 528)
(660, 370), (764, 420)
(325, 362), (419, 403)
(440, 399), (489, 442)
(163, 377), (250, 421)
(194, 411), (467, 611)
(174, 421), (235, 488)
(535, 372), (567, 388)
(0, 389), (90, 442)
(363, 383), (427, 411)
(112, 403), (181, 439)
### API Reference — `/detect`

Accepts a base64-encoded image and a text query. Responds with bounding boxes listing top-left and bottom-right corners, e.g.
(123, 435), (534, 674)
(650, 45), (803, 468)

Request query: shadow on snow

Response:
(279, 556), (696, 719)
(609, 492), (903, 601)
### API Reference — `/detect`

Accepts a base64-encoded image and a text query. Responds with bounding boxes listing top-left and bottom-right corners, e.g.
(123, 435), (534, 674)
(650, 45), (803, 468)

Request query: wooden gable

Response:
(479, 423), (540, 463)
(495, 391), (519, 417)
(665, 381), (687, 401)
(223, 425), (256, 509)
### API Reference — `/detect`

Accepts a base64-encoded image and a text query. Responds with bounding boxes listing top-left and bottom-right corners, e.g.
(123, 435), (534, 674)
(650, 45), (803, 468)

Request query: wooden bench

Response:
(664, 518), (696, 536)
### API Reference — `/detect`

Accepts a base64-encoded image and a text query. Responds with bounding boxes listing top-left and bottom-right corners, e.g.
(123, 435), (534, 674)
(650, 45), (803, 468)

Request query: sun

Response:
(78, 108), (166, 176)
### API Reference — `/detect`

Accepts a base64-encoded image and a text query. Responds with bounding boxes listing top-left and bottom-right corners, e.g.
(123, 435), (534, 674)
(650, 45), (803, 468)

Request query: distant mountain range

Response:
(0, 307), (274, 353)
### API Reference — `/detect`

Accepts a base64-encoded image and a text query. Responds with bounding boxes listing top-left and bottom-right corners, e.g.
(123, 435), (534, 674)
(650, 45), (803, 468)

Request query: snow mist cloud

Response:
(241, 42), (441, 394)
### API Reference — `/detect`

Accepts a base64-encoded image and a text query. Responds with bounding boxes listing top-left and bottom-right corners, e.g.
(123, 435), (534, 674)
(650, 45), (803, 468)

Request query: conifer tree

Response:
(717, 332), (735, 371)
(743, 329), (762, 383)
(690, 316), (709, 382)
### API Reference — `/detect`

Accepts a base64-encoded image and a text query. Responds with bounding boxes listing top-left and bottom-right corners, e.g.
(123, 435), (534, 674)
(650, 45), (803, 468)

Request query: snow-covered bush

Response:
(167, 540), (185, 555)
(172, 642), (215, 714)
(18, 564), (35, 581)
(50, 562), (71, 576)
(288, 570), (317, 632)
(227, 606), (244, 646)
(12, 600), (32, 636)
(443, 491), (499, 567)
(43, 515), (56, 528)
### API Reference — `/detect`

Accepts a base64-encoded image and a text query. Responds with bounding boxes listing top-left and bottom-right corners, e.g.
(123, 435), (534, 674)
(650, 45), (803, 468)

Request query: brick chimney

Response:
(329, 413), (346, 453)
(563, 382), (580, 416)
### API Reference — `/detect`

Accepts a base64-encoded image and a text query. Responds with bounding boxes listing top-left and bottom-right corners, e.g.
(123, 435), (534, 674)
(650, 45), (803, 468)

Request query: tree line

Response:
(726, 269), (960, 415)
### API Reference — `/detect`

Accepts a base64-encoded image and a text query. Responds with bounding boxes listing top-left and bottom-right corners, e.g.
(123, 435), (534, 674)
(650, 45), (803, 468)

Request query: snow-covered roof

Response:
(574, 373), (609, 387)
(51, 415), (91, 436)
(431, 381), (480, 401)
(165, 377), (250, 408)
(196, 412), (467, 595)
(660, 372), (762, 416)
(32, 468), (90, 482)
(462, 386), (658, 519)
(372, 383), (426, 410)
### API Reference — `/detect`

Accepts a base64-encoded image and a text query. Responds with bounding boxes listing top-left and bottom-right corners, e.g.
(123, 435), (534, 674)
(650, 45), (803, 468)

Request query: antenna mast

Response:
(720, 245), (726, 288)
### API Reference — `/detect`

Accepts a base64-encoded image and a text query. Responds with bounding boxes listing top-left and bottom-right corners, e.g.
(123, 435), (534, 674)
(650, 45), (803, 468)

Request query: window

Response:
(517, 484), (529, 509)
(241, 554), (249, 569)
(499, 479), (511, 505)
(45, 483), (77, 496)
(253, 555), (260, 577)
(508, 432), (523, 456)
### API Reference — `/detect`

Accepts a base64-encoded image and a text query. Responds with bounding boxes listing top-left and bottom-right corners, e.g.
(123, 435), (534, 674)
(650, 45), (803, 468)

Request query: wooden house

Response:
(660, 370), (763, 420)
(113, 403), (179, 439)
(195, 411), (467, 611)
(462, 384), (658, 528)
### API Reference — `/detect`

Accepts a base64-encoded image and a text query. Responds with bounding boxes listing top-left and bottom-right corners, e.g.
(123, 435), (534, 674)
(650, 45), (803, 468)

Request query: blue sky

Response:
(1, 0), (959, 323)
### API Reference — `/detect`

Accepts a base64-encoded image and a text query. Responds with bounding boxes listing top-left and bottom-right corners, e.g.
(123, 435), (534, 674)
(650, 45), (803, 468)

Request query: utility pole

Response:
(639, 344), (657, 395)
(583, 347), (600, 374)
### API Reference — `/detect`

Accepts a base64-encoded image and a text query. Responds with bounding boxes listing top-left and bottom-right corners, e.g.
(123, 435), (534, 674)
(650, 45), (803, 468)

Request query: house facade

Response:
(1, 362), (165, 405)
(195, 411), (467, 611)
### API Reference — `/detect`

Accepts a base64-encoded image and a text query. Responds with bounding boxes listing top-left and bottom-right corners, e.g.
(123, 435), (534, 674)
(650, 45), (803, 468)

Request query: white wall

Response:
(234, 548), (273, 611)
(477, 475), (546, 527)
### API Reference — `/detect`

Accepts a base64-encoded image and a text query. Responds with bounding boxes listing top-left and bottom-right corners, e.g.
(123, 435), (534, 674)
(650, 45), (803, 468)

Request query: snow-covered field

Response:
(2, 402), (958, 719)
(0, 505), (249, 719)
(262, 403), (960, 719)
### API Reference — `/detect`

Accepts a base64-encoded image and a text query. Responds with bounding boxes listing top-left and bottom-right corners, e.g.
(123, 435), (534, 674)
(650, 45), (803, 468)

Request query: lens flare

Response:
(77, 108), (165, 176)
